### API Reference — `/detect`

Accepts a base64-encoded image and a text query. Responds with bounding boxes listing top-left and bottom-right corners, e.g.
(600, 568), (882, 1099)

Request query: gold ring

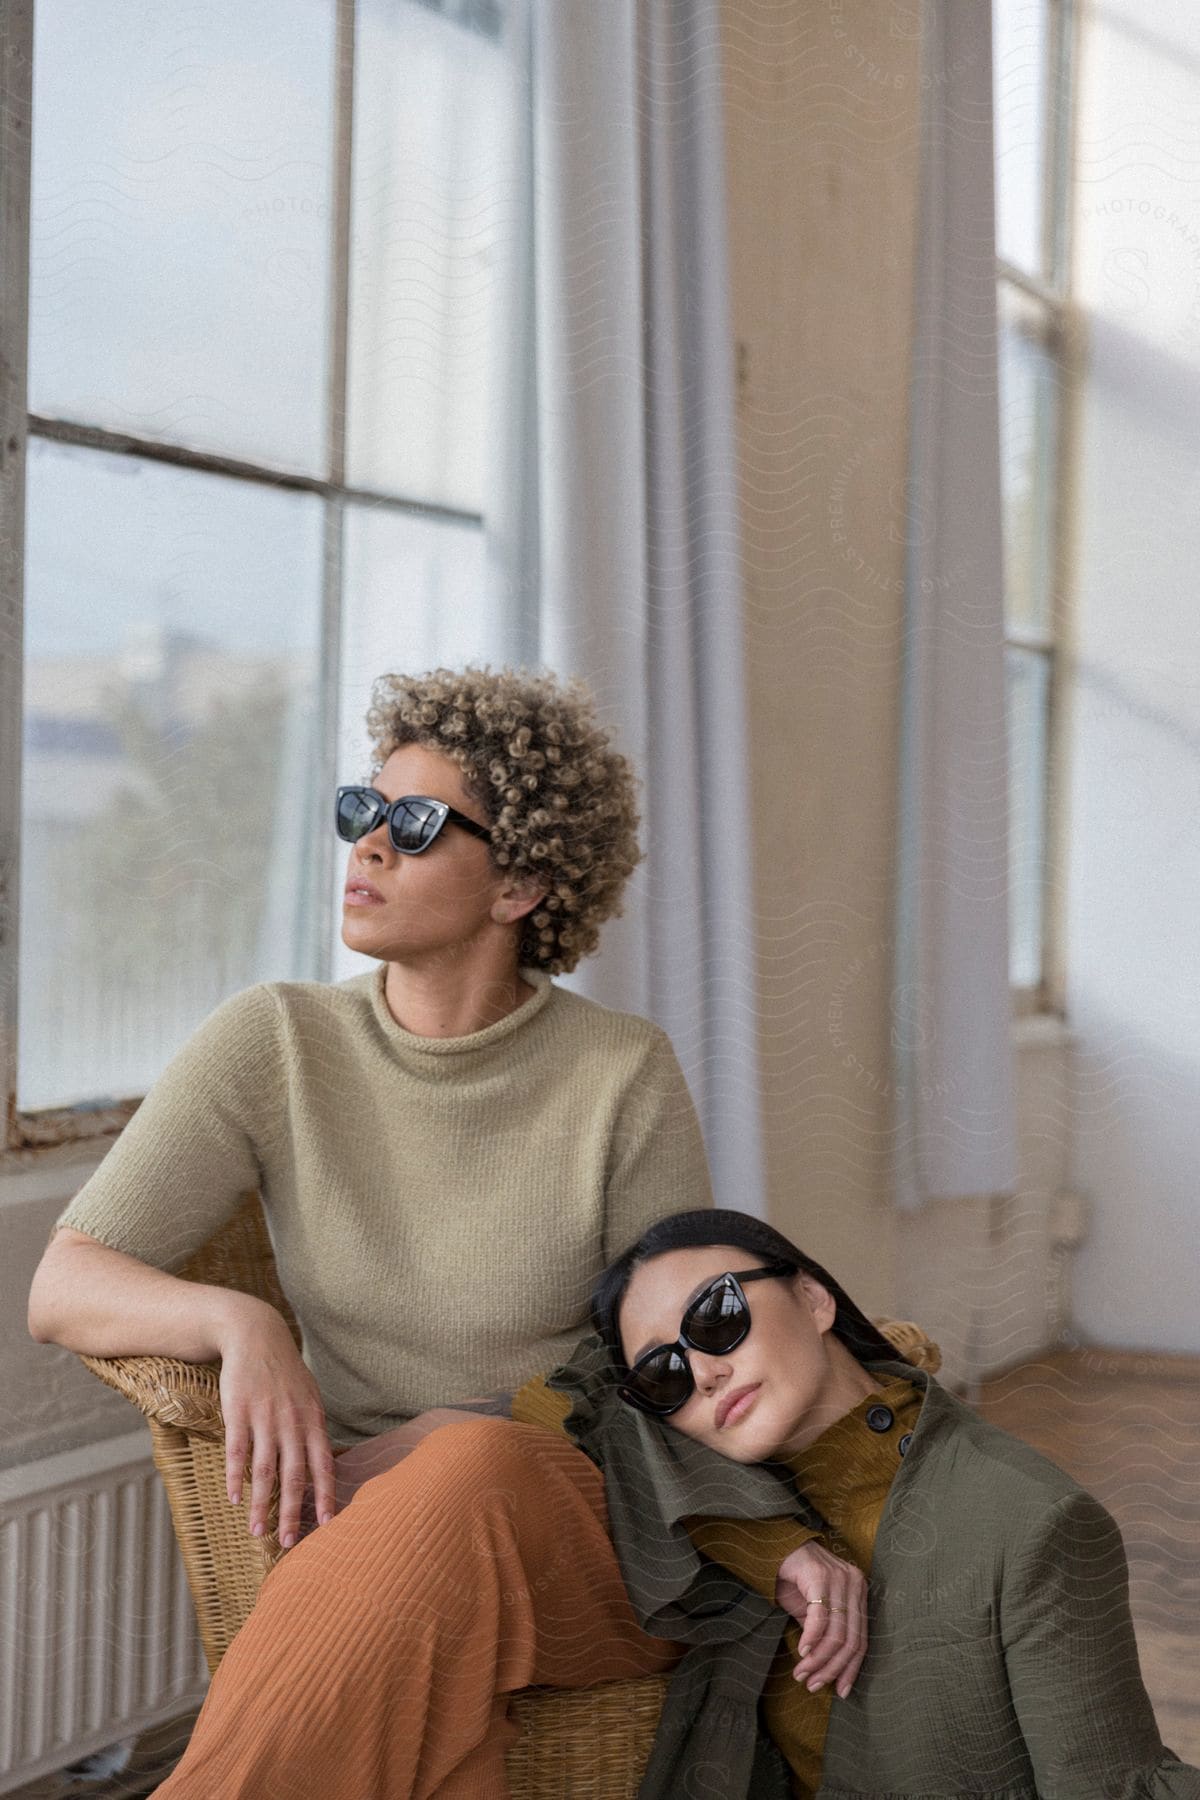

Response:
(808, 1595), (830, 1607)
(828, 1604), (850, 1615)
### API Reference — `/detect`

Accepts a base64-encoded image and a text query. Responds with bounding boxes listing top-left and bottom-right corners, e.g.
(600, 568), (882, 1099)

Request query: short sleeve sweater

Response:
(56, 965), (713, 1445)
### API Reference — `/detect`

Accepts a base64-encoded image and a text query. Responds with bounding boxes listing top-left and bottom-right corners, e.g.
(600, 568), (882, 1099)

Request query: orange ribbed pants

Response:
(154, 1420), (681, 1799)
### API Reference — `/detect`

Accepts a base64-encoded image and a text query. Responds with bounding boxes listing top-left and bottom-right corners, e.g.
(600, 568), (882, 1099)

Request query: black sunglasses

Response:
(336, 785), (493, 856)
(617, 1260), (796, 1417)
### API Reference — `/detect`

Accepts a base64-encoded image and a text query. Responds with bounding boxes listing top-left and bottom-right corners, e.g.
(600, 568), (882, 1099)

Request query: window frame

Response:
(0, 0), (488, 1157)
(997, 0), (1083, 1018)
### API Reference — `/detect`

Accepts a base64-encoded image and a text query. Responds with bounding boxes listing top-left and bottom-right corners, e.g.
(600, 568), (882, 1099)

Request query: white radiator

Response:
(0, 1431), (209, 1794)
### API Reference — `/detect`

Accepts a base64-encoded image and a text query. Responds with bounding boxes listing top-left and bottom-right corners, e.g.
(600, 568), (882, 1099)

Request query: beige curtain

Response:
(485, 0), (765, 1213)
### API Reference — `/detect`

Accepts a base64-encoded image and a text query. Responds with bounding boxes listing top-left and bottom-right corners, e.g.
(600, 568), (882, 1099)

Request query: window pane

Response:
(993, 0), (1050, 279)
(29, 0), (335, 475)
(19, 439), (325, 1112)
(998, 288), (1059, 633)
(414, 0), (504, 31)
(334, 502), (498, 979)
(347, 0), (507, 510)
(1006, 646), (1051, 989)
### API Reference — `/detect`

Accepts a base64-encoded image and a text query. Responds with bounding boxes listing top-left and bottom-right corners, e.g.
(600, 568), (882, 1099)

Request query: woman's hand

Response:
(216, 1294), (336, 1550)
(775, 1541), (869, 1699)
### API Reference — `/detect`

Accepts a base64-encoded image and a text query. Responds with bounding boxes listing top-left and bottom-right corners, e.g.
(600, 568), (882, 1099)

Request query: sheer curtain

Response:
(485, 0), (764, 1213)
(894, 0), (1018, 1208)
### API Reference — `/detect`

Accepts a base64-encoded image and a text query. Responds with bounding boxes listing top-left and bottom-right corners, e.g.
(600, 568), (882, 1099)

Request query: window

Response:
(1, 0), (513, 1145)
(992, 0), (1078, 1006)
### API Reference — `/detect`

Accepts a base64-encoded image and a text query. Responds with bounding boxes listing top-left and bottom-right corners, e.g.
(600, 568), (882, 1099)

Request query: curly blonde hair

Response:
(364, 667), (641, 975)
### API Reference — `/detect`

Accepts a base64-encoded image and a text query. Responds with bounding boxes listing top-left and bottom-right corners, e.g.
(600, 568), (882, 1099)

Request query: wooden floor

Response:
(12, 1345), (1200, 1796)
(975, 1346), (1200, 1763)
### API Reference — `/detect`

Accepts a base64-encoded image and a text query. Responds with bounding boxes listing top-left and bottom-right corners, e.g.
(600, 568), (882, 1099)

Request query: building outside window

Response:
(2, 0), (512, 1142)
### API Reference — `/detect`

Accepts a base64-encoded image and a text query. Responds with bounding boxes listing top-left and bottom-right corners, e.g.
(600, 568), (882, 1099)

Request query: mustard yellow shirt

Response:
(512, 1370), (921, 1798)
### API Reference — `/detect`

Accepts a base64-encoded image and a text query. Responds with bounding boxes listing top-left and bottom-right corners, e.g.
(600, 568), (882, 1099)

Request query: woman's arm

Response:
(31, 1226), (338, 1549)
(27, 984), (333, 1549)
(685, 1518), (868, 1700)
(1001, 1488), (1200, 1795)
(30, 1226), (255, 1362)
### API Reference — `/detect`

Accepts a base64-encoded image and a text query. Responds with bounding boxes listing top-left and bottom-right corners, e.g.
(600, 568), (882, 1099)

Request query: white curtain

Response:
(894, 0), (1018, 1208)
(485, 0), (764, 1215)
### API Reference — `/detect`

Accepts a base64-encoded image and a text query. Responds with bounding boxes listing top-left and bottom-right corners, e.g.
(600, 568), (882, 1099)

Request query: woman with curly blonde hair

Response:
(35, 666), (857, 1797)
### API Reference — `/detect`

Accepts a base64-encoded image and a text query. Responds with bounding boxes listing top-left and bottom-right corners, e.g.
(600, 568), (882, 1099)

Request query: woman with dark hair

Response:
(514, 1208), (1200, 1799)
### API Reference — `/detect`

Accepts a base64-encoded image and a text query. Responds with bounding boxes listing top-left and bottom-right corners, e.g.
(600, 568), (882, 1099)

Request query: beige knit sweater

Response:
(57, 966), (713, 1445)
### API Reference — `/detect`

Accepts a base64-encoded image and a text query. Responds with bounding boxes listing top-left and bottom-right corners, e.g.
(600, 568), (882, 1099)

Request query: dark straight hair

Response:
(590, 1207), (911, 1374)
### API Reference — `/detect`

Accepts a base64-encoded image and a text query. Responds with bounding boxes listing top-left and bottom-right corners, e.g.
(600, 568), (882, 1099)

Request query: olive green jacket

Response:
(547, 1345), (1200, 1800)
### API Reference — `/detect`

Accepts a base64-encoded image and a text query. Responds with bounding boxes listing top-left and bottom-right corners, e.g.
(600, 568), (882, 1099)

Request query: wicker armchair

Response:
(77, 1193), (942, 1799)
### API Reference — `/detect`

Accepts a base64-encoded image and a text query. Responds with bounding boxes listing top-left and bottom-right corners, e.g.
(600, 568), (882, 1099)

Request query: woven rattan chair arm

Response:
(77, 1320), (938, 1444)
(78, 1350), (226, 1439)
(876, 1317), (942, 1374)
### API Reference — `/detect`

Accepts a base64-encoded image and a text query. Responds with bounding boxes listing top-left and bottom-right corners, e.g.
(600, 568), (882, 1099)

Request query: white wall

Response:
(723, 1), (1083, 1388)
(1065, 0), (1200, 1353)
(723, 0), (921, 1324)
(3, 1155), (134, 1471)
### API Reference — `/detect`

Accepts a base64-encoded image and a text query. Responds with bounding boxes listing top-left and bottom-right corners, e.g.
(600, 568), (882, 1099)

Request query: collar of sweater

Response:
(362, 962), (555, 1063)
